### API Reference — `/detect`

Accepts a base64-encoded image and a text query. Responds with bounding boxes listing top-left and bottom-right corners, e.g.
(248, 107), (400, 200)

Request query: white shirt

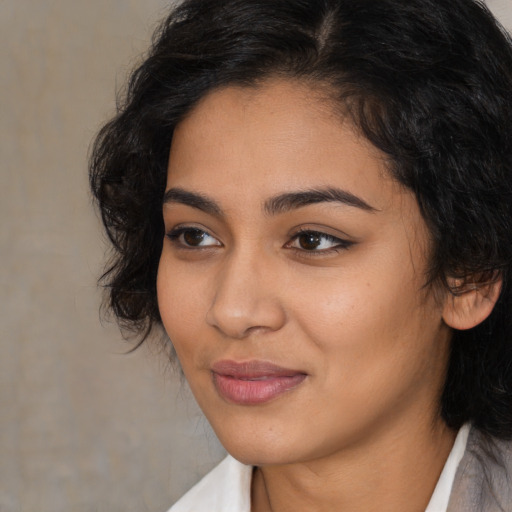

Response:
(169, 424), (471, 512)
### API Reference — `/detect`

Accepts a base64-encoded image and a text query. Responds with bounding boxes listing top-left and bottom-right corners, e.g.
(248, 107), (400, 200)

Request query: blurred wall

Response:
(0, 2), (225, 512)
(1, 1), (511, 511)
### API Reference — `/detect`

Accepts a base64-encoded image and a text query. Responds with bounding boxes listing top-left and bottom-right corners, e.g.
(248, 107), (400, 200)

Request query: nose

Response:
(206, 250), (287, 339)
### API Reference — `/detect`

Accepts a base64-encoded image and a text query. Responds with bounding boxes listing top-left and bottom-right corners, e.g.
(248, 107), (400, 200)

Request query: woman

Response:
(90, 0), (512, 510)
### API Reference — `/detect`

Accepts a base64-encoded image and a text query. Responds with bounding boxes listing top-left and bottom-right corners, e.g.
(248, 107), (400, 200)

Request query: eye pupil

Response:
(299, 232), (321, 250)
(184, 229), (206, 246)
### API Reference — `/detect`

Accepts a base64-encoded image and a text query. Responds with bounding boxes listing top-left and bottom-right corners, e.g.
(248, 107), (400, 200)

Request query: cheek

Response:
(156, 255), (209, 360)
(286, 276), (446, 440)
(291, 264), (417, 347)
(291, 257), (443, 381)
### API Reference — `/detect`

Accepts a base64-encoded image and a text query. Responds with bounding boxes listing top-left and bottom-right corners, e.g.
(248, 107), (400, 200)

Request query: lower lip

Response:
(212, 373), (307, 405)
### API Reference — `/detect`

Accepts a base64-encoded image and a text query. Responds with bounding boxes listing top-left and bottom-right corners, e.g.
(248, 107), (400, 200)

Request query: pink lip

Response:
(211, 360), (307, 405)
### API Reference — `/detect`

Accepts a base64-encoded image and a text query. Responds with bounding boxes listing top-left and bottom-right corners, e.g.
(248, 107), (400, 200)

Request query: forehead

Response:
(167, 79), (406, 213)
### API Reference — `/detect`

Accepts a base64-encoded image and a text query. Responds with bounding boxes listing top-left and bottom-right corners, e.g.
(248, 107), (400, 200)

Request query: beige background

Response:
(0, 2), (226, 512)
(1, 1), (511, 511)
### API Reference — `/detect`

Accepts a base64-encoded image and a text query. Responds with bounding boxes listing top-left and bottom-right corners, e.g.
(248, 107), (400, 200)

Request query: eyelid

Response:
(288, 220), (353, 236)
(165, 223), (355, 254)
(285, 227), (355, 254)
(166, 225), (222, 248)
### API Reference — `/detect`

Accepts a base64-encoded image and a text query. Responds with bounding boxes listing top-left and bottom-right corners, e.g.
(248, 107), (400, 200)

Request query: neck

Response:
(251, 417), (456, 512)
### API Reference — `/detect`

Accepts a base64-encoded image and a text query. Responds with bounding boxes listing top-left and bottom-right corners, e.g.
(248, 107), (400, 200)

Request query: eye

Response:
(287, 230), (353, 253)
(166, 227), (221, 248)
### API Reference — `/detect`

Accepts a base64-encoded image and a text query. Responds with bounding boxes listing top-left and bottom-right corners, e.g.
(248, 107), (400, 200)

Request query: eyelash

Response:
(286, 228), (354, 255)
(166, 227), (221, 249)
(165, 227), (354, 255)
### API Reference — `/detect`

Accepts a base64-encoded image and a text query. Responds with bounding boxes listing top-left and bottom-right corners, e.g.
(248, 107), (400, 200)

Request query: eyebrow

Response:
(263, 187), (377, 215)
(162, 188), (223, 216)
(162, 186), (377, 216)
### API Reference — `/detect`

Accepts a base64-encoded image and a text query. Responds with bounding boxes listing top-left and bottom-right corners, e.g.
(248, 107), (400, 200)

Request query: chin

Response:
(208, 419), (287, 466)
(212, 419), (316, 467)
(225, 442), (295, 467)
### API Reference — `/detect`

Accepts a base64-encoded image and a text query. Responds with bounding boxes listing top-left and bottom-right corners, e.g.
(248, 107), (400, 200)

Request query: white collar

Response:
(425, 423), (471, 512)
(169, 424), (471, 512)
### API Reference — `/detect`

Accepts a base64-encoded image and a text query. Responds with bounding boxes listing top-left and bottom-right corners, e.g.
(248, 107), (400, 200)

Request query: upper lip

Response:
(211, 360), (306, 379)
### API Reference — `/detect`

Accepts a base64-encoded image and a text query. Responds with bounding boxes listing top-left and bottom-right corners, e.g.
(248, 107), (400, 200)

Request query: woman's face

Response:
(157, 79), (452, 466)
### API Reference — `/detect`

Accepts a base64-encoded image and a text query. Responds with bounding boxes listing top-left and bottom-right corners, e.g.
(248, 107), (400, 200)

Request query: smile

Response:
(211, 360), (308, 405)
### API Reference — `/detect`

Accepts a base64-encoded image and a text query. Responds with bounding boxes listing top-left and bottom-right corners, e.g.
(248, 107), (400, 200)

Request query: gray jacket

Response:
(449, 427), (512, 511)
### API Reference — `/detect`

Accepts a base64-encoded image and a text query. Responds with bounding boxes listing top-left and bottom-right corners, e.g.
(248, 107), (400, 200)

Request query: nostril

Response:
(205, 295), (286, 339)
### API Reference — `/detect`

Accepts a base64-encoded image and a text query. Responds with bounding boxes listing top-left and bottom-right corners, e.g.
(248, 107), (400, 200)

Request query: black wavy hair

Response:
(90, 0), (512, 438)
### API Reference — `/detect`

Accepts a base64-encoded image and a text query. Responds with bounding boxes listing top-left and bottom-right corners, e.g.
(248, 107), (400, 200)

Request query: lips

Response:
(211, 360), (307, 405)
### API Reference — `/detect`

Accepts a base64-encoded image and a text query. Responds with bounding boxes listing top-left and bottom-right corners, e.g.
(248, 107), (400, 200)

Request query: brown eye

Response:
(183, 229), (207, 246)
(298, 232), (322, 250)
(287, 230), (353, 253)
(166, 227), (221, 248)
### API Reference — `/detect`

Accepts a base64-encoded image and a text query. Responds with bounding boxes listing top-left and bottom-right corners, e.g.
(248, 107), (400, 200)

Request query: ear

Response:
(442, 276), (502, 331)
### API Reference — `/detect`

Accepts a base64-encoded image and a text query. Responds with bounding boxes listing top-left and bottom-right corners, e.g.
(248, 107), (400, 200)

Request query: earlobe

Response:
(442, 277), (502, 331)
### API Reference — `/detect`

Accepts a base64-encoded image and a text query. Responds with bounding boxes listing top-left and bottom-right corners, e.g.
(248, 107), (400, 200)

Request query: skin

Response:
(157, 79), (457, 511)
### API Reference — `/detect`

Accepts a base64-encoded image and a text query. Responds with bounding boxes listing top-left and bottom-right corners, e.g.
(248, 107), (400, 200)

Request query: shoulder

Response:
(449, 426), (512, 512)
(167, 455), (253, 512)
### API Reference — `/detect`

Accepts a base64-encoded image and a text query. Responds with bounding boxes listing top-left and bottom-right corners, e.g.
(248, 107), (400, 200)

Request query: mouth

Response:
(211, 360), (308, 405)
